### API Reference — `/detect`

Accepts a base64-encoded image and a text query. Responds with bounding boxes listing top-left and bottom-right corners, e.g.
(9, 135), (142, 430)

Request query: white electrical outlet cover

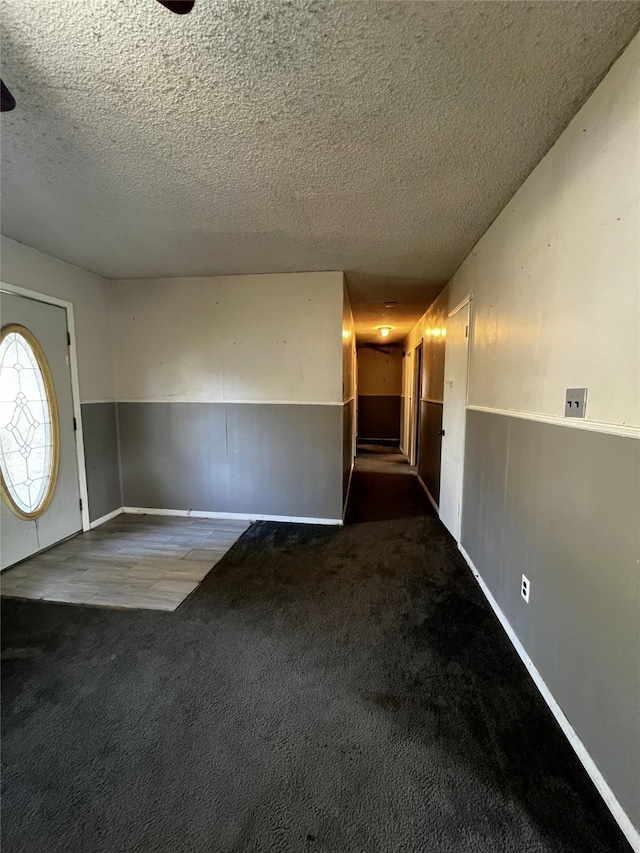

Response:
(521, 575), (531, 603)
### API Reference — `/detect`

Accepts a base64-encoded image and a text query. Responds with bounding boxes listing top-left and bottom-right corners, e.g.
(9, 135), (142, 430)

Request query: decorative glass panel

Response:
(0, 325), (59, 518)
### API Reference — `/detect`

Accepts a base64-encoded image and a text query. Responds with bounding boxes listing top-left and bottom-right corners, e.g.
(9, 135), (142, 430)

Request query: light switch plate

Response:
(565, 388), (587, 418)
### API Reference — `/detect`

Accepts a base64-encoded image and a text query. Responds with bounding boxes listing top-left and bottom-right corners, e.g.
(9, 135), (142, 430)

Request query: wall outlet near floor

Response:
(521, 575), (531, 603)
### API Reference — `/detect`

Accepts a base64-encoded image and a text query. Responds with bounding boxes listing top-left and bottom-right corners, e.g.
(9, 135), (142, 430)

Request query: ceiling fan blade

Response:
(156, 0), (195, 13)
(1, 80), (16, 112)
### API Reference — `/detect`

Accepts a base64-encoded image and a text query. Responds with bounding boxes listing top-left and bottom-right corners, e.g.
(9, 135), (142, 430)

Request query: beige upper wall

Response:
(405, 32), (640, 431)
(0, 235), (114, 402)
(0, 245), (347, 405)
(110, 272), (345, 404)
(358, 347), (403, 397)
(342, 280), (356, 403)
(450, 31), (640, 429)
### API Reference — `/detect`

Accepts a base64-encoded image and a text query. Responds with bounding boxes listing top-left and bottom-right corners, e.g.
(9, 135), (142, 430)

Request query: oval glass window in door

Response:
(0, 324), (60, 518)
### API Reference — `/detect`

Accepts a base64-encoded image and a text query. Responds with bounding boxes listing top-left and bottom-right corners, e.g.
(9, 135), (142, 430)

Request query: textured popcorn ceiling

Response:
(1, 1), (639, 343)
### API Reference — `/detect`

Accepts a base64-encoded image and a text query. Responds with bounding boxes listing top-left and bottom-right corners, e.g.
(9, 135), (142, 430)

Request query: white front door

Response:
(0, 292), (82, 569)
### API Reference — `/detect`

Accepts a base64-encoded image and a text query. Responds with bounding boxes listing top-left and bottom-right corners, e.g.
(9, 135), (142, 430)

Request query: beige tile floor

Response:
(0, 514), (250, 611)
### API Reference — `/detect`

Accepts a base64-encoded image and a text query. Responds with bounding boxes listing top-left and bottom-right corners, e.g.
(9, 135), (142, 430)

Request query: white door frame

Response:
(447, 293), (473, 401)
(439, 293), (473, 541)
(0, 281), (91, 532)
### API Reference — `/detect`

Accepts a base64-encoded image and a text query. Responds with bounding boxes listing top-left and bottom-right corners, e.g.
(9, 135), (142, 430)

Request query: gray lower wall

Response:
(81, 402), (122, 522)
(462, 409), (640, 827)
(118, 402), (343, 521)
(342, 399), (355, 512)
(357, 394), (401, 441)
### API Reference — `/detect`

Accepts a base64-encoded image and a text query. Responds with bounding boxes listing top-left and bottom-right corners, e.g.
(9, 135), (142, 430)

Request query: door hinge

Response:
(79, 498), (83, 511)
(67, 331), (71, 346)
(465, 325), (469, 338)
(73, 417), (77, 431)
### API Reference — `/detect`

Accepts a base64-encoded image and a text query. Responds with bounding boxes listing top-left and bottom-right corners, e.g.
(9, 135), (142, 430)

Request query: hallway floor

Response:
(345, 442), (434, 524)
(1, 450), (630, 852)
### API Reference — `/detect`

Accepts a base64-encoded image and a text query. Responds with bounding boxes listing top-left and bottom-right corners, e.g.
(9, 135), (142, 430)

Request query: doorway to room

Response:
(412, 342), (423, 465)
(356, 344), (403, 446)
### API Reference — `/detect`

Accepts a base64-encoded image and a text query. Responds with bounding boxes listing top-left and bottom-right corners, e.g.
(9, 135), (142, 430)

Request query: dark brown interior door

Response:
(418, 401), (443, 504)
(413, 343), (423, 464)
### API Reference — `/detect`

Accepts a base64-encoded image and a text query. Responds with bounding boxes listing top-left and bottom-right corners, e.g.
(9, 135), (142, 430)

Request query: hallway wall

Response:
(409, 33), (639, 840)
(110, 271), (346, 522)
(402, 295), (448, 501)
(357, 346), (403, 441)
(401, 290), (449, 485)
(342, 284), (356, 512)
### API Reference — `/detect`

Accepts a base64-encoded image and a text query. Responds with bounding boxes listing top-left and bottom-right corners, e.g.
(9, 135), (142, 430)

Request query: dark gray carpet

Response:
(1, 448), (631, 852)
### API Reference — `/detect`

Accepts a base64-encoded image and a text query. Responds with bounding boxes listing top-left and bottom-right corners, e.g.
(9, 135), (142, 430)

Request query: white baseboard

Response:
(89, 507), (124, 529)
(458, 544), (640, 853)
(417, 474), (440, 515)
(121, 507), (343, 526)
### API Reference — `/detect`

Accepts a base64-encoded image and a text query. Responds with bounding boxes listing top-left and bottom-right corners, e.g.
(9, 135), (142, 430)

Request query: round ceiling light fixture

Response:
(378, 326), (392, 338)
